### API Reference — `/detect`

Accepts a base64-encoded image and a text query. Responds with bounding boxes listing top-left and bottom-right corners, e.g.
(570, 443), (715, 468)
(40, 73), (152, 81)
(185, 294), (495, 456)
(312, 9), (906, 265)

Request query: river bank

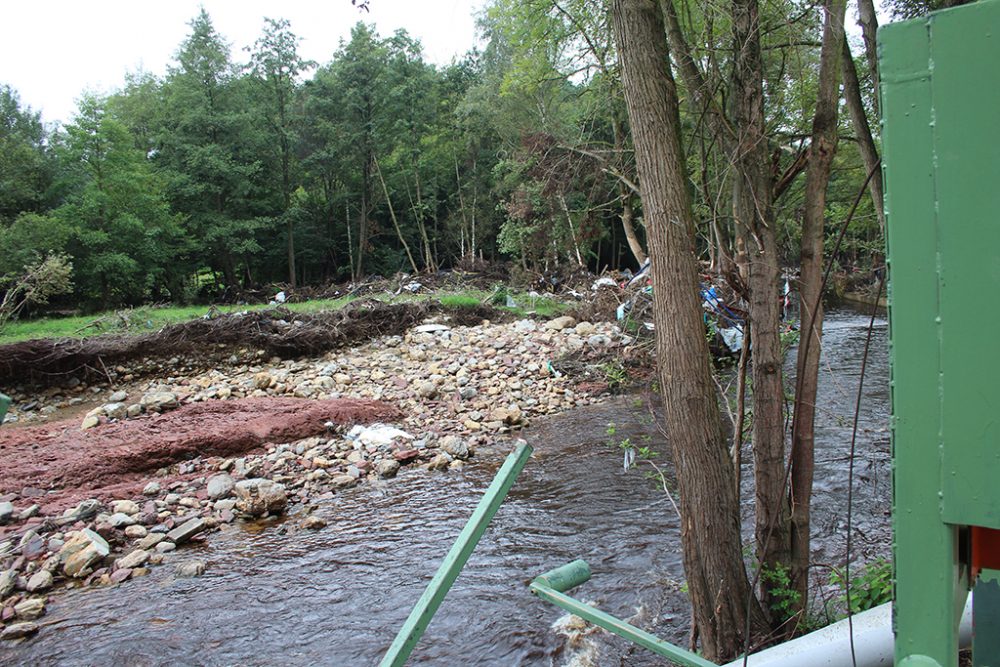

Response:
(0, 314), (634, 644)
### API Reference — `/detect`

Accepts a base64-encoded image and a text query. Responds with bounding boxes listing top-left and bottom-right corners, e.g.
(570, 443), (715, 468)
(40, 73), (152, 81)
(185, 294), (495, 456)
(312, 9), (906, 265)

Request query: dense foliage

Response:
(1, 3), (887, 311)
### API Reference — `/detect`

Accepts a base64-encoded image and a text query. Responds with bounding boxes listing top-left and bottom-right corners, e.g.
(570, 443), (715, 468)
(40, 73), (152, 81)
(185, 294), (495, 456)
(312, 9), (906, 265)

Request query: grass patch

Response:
(0, 288), (568, 345)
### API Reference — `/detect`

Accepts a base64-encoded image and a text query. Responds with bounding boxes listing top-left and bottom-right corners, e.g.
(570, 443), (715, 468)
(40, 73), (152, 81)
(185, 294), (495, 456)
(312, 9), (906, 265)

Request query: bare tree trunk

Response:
(612, 0), (767, 659)
(841, 36), (885, 232)
(373, 156), (419, 274)
(286, 216), (296, 288)
(558, 193), (585, 267)
(790, 0), (848, 614)
(856, 0), (879, 113)
(612, 114), (648, 265)
(730, 0), (791, 623)
(345, 200), (355, 281)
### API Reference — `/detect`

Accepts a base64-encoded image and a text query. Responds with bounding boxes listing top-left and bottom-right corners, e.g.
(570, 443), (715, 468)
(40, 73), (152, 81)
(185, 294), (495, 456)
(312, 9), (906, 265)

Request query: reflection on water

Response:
(0, 310), (889, 666)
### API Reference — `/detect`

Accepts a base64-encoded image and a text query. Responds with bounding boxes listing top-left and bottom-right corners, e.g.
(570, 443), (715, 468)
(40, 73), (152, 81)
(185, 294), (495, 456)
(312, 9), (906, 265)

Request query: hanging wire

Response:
(844, 272), (886, 667)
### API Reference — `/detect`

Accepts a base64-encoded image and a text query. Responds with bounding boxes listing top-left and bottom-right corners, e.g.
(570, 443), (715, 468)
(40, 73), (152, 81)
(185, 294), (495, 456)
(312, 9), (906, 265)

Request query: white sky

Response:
(0, 0), (486, 126)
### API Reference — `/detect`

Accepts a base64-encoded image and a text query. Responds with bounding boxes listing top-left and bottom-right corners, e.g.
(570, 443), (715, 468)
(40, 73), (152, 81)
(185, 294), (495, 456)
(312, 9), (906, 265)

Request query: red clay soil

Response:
(0, 397), (400, 514)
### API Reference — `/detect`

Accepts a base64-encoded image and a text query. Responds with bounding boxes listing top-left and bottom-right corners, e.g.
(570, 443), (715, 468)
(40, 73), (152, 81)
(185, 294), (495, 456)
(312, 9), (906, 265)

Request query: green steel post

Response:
(380, 441), (533, 667)
(529, 561), (716, 667)
(973, 570), (1000, 666)
(0, 393), (9, 425)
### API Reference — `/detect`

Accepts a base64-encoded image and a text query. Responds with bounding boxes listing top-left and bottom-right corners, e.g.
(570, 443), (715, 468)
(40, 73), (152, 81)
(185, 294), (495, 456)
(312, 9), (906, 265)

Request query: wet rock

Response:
(25, 570), (52, 593)
(14, 597), (45, 620)
(427, 453), (452, 470)
(393, 449), (421, 463)
(165, 518), (206, 545)
(302, 515), (327, 530)
(439, 436), (469, 460)
(115, 549), (150, 570)
(329, 474), (358, 489)
(233, 479), (287, 517)
(155, 541), (176, 554)
(0, 501), (12, 524)
(175, 560), (206, 578)
(1, 622), (39, 641)
(110, 568), (132, 584)
(206, 474), (235, 500)
(61, 529), (110, 578)
(376, 459), (400, 478)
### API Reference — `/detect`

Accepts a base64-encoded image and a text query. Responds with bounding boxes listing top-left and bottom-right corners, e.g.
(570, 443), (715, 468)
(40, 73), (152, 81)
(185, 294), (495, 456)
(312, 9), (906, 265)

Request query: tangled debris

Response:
(0, 301), (501, 388)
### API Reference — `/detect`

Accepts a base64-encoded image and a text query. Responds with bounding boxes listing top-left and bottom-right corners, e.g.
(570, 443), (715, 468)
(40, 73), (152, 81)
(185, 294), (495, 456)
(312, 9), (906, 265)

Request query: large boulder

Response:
(233, 479), (287, 518)
(206, 474), (235, 500)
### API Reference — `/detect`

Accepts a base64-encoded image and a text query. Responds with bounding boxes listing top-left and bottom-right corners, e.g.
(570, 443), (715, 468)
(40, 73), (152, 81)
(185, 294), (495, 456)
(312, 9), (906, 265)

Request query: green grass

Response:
(0, 288), (568, 345)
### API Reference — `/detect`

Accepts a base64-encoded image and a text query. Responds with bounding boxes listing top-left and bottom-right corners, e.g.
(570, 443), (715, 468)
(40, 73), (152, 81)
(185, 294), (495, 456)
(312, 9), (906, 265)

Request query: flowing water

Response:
(0, 309), (889, 666)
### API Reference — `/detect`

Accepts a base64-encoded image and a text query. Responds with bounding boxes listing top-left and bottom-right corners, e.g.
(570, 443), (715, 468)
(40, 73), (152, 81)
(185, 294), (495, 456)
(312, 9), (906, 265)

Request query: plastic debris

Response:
(719, 327), (744, 353)
(592, 277), (618, 290)
(346, 424), (414, 448)
(274, 291), (286, 303)
(404, 282), (423, 293)
(414, 324), (450, 333)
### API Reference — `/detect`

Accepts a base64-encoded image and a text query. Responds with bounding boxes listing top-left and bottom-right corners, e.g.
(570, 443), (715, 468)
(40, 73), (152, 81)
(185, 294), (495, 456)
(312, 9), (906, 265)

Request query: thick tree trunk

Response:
(612, 0), (767, 659)
(730, 0), (790, 623)
(841, 36), (885, 232)
(790, 0), (847, 615)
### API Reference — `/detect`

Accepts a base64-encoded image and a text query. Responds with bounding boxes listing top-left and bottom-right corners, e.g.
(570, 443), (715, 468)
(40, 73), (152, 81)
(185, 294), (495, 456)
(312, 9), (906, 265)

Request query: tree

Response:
(0, 85), (53, 223)
(611, 0), (767, 659)
(248, 17), (313, 286)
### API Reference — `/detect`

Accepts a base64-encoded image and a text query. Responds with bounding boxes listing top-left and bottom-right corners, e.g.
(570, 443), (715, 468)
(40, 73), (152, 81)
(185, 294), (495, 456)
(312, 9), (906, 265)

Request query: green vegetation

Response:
(830, 558), (893, 615)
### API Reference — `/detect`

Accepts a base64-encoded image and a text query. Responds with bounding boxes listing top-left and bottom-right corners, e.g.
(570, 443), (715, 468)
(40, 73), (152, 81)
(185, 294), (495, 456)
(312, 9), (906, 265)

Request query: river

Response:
(0, 309), (889, 666)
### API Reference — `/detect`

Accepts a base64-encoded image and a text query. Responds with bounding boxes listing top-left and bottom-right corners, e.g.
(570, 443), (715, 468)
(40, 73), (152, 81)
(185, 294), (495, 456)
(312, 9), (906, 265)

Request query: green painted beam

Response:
(0, 393), (9, 425)
(380, 441), (533, 667)
(529, 574), (716, 667)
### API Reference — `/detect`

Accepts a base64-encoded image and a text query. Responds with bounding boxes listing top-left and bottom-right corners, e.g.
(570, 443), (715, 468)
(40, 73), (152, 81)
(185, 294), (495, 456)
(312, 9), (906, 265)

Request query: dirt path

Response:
(0, 397), (398, 516)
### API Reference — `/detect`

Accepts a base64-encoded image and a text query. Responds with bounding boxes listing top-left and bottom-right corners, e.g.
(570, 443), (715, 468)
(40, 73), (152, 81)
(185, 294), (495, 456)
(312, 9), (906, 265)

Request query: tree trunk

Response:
(374, 156), (419, 274)
(611, 113), (648, 265)
(790, 0), (847, 615)
(856, 0), (879, 113)
(841, 36), (885, 232)
(612, 0), (767, 659)
(730, 0), (791, 624)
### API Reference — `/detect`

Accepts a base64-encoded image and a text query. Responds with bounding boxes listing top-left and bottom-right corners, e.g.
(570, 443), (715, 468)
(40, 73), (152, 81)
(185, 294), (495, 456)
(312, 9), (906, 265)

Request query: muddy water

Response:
(0, 310), (888, 666)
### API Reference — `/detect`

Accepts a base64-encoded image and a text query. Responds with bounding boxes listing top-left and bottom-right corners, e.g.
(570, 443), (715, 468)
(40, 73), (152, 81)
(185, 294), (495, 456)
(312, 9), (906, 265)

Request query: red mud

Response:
(0, 397), (400, 514)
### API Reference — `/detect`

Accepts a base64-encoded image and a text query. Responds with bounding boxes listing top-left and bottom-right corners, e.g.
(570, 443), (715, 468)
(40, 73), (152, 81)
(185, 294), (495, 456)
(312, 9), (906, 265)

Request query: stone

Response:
(115, 549), (150, 570)
(81, 415), (100, 430)
(137, 533), (165, 551)
(458, 386), (477, 400)
(213, 499), (237, 512)
(107, 513), (136, 528)
(14, 597), (45, 620)
(165, 518), (206, 545)
(545, 315), (577, 331)
(393, 449), (421, 463)
(427, 453), (451, 471)
(175, 560), (206, 578)
(18, 504), (39, 520)
(0, 570), (16, 598)
(112, 500), (140, 515)
(206, 474), (235, 500)
(25, 570), (52, 593)
(329, 474), (358, 489)
(302, 515), (327, 530)
(62, 529), (110, 578)
(587, 334), (613, 347)
(110, 568), (132, 584)
(108, 390), (128, 403)
(376, 459), (400, 478)
(253, 372), (273, 389)
(1, 622), (39, 641)
(126, 404), (143, 417)
(141, 391), (178, 412)
(574, 321), (597, 336)
(439, 436), (470, 459)
(124, 525), (148, 539)
(103, 402), (127, 419)
(142, 481), (162, 496)
(233, 479), (287, 518)
(0, 501), (12, 524)
(416, 381), (438, 399)
(155, 541), (176, 554)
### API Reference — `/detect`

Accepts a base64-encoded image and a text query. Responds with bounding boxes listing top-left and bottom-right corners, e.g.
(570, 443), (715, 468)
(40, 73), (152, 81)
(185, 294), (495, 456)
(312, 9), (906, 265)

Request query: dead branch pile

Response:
(0, 300), (502, 387)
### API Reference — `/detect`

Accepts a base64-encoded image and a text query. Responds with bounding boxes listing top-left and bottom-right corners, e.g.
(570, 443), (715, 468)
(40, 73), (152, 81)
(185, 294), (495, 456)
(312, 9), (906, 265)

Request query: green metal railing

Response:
(529, 560), (715, 667)
(380, 440), (533, 667)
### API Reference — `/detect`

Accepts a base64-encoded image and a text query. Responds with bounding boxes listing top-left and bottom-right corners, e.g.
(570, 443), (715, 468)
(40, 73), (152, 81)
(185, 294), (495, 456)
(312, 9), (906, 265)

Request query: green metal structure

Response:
(380, 441), (533, 667)
(881, 2), (1000, 664)
(0, 393), (9, 424)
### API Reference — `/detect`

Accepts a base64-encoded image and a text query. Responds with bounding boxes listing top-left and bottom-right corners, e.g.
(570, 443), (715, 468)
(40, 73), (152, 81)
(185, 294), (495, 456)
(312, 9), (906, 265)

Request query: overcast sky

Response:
(1, 0), (486, 126)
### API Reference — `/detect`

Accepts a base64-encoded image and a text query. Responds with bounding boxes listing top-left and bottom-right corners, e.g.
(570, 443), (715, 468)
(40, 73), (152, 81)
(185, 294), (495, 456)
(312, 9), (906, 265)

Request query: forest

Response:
(0, 0), (898, 315)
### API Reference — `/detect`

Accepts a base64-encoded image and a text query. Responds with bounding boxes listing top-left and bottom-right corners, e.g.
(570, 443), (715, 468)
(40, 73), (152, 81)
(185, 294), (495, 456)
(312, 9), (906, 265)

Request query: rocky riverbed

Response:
(0, 314), (633, 642)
